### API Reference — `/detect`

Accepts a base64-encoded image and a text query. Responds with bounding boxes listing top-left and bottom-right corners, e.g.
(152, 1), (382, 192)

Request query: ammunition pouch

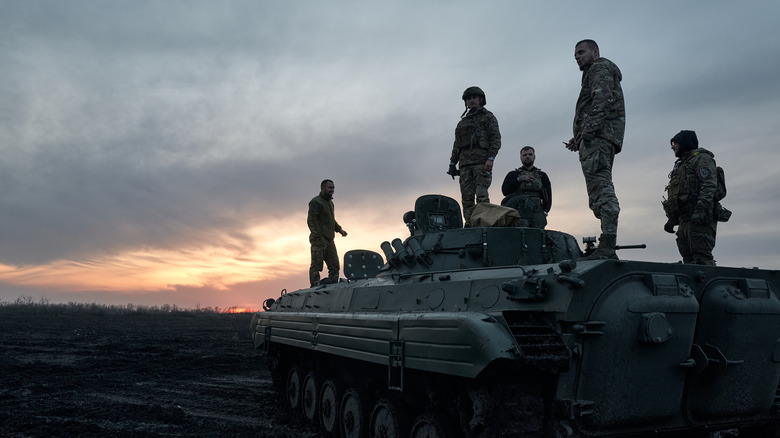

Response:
(521, 181), (543, 193)
(714, 202), (731, 222)
(661, 198), (680, 221)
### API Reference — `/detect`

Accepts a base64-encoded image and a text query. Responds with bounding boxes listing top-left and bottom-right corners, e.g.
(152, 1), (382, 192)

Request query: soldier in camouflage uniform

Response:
(662, 130), (718, 265)
(308, 179), (348, 286)
(500, 146), (552, 228)
(564, 39), (625, 259)
(448, 86), (501, 226)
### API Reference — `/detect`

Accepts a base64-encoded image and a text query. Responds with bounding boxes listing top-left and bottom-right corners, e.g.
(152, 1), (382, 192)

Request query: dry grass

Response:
(0, 295), (252, 316)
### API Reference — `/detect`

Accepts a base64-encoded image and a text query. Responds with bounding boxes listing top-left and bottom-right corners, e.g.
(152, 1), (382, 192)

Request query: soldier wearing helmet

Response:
(448, 86), (502, 226)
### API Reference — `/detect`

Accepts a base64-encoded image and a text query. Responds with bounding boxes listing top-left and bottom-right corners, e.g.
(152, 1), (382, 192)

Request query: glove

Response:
(691, 204), (712, 225)
(663, 220), (676, 234)
(447, 163), (459, 179)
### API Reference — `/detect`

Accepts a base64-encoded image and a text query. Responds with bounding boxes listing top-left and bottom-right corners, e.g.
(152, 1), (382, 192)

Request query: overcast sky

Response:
(1, 0), (779, 309)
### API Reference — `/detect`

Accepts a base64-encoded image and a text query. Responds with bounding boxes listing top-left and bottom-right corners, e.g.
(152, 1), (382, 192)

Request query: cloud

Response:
(1, 0), (779, 306)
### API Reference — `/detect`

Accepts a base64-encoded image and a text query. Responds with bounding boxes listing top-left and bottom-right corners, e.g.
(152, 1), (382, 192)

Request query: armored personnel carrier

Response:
(250, 194), (780, 438)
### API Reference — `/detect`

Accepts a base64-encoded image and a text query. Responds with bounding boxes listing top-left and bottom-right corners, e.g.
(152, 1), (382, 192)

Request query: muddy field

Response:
(0, 306), (324, 438)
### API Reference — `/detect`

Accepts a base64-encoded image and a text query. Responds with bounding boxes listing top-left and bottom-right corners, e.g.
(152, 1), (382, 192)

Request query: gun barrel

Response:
(615, 244), (647, 250)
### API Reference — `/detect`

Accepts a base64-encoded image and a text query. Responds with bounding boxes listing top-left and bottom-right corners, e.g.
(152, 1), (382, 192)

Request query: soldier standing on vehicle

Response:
(662, 130), (725, 265)
(564, 39), (625, 259)
(448, 86), (501, 226)
(308, 179), (347, 286)
(500, 146), (552, 228)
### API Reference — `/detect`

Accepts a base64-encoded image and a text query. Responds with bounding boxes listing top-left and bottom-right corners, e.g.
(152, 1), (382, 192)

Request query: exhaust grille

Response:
(504, 312), (571, 373)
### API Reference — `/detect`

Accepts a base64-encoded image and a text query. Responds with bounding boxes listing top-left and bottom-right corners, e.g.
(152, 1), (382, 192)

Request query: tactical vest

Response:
(512, 168), (544, 199)
(455, 112), (490, 150)
(664, 150), (724, 220)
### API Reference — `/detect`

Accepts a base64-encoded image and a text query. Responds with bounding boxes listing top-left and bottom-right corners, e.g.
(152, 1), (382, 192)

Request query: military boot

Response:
(581, 234), (618, 260)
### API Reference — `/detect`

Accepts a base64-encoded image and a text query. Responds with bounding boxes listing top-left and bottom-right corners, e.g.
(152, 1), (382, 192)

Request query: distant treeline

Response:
(0, 295), (254, 315)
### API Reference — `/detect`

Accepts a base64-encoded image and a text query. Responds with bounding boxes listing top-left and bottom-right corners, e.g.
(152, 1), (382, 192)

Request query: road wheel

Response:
(319, 378), (342, 434)
(285, 366), (302, 411)
(410, 413), (459, 438)
(340, 387), (370, 438)
(301, 371), (319, 422)
(369, 398), (410, 438)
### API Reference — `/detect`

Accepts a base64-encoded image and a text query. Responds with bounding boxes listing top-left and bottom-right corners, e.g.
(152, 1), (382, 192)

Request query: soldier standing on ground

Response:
(500, 146), (552, 228)
(662, 130), (721, 265)
(564, 39), (625, 259)
(448, 86), (501, 226)
(308, 179), (347, 287)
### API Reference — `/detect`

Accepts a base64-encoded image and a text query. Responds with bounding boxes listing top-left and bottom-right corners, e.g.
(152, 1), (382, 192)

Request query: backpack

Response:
(715, 166), (727, 201)
(714, 166), (731, 222)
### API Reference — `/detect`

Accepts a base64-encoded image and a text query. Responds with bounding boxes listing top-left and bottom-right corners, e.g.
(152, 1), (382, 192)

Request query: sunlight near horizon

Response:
(0, 193), (774, 305)
(0, 193), (630, 296)
(0, 211), (417, 295)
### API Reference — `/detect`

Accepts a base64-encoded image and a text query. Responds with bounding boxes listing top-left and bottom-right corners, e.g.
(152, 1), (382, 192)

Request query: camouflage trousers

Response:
(459, 164), (492, 226)
(309, 235), (340, 286)
(579, 138), (620, 235)
(676, 220), (717, 265)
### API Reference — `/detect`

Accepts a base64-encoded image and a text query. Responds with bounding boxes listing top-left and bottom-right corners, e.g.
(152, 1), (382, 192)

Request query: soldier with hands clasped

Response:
(500, 146), (552, 228)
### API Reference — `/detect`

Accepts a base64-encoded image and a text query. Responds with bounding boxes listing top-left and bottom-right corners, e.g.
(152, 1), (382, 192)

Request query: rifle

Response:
(582, 236), (646, 257)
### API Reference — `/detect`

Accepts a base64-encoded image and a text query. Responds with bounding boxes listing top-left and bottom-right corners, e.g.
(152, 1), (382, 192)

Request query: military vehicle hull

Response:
(250, 195), (780, 438)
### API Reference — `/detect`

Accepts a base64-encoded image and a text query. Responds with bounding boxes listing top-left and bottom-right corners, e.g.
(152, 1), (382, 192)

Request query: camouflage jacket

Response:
(573, 57), (625, 152)
(450, 107), (501, 166)
(500, 167), (552, 212)
(307, 194), (343, 241)
(664, 148), (718, 220)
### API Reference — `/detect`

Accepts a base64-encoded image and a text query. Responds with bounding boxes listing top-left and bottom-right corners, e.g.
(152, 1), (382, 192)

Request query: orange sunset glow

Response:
(2, 2), (779, 310)
(0, 206), (422, 308)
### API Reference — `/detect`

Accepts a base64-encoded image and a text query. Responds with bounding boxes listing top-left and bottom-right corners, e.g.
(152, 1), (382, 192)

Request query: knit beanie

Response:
(670, 130), (699, 153)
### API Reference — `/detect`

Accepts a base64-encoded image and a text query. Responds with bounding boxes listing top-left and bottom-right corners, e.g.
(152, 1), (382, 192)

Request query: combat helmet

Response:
(462, 86), (486, 106)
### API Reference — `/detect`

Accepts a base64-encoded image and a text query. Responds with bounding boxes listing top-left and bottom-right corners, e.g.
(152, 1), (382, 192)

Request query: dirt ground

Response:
(0, 307), (325, 438)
